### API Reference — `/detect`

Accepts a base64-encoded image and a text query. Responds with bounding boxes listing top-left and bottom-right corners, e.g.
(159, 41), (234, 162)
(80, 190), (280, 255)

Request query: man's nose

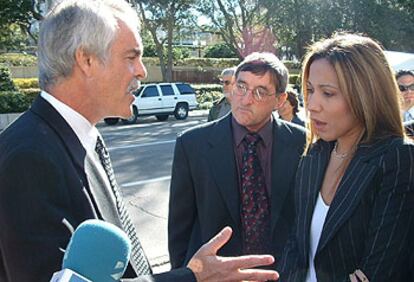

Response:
(135, 59), (147, 80)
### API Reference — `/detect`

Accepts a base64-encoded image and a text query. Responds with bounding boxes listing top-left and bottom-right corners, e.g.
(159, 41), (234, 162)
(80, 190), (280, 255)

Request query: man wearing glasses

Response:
(168, 52), (306, 272)
(396, 70), (414, 122)
(207, 67), (236, 122)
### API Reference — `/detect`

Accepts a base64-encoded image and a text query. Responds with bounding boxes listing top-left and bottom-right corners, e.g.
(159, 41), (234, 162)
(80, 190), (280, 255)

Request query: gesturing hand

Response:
(187, 227), (279, 282)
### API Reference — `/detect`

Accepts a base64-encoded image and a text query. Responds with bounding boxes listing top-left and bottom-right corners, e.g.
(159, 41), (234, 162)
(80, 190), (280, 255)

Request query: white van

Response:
(104, 82), (198, 125)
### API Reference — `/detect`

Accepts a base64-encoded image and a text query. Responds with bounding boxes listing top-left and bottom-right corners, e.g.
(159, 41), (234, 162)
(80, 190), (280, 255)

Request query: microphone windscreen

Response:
(62, 219), (131, 282)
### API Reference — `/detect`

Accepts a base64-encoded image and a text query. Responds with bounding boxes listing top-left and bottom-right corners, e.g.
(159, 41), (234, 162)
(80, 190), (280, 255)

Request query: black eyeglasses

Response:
(233, 82), (276, 102)
(399, 84), (414, 92)
(221, 80), (232, 86)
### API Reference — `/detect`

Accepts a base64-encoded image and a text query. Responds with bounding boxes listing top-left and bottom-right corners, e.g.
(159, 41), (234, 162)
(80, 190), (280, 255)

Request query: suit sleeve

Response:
(0, 150), (75, 281)
(168, 135), (197, 268)
(278, 223), (303, 281)
(358, 143), (414, 280)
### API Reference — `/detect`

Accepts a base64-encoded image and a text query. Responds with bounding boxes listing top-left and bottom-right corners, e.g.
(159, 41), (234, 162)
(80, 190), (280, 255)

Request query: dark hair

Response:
(285, 89), (299, 114)
(235, 52), (289, 94)
(396, 70), (414, 80)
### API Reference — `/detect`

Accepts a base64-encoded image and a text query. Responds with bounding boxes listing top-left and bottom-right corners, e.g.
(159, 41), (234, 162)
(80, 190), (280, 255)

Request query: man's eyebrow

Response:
(126, 48), (142, 56)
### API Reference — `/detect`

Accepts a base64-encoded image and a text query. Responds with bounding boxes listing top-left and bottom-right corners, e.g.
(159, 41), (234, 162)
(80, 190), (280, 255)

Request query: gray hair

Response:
(235, 52), (289, 94)
(221, 67), (236, 77)
(38, 0), (140, 90)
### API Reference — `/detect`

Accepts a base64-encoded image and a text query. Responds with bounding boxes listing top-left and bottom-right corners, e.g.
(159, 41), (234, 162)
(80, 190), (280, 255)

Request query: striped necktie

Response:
(95, 136), (152, 275)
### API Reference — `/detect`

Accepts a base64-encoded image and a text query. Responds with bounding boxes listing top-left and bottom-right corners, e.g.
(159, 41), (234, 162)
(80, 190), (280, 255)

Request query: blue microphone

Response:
(51, 219), (131, 282)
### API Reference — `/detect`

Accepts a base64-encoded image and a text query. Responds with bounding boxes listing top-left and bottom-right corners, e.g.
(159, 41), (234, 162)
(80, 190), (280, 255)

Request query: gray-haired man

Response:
(0, 1), (278, 281)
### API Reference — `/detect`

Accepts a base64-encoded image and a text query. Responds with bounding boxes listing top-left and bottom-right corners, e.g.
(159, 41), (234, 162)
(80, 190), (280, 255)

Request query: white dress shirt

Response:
(40, 91), (99, 155)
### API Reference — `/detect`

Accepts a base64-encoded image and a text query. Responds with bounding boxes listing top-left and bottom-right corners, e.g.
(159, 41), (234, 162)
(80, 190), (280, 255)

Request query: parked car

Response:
(104, 82), (198, 125)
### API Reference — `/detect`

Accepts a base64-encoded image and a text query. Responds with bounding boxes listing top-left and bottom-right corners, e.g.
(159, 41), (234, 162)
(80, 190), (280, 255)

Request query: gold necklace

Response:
(333, 142), (349, 159)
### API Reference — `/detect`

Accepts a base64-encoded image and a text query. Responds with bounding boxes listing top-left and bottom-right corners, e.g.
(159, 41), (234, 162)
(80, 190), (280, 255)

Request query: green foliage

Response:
(0, 91), (31, 113)
(0, 65), (17, 91)
(192, 84), (222, 94)
(0, 0), (43, 36)
(284, 61), (301, 73)
(142, 57), (240, 68)
(13, 78), (39, 89)
(20, 88), (40, 100)
(0, 53), (37, 66)
(204, 43), (238, 58)
(0, 23), (29, 51)
(181, 58), (240, 68)
(144, 44), (190, 60)
(289, 74), (300, 85)
(191, 84), (222, 109)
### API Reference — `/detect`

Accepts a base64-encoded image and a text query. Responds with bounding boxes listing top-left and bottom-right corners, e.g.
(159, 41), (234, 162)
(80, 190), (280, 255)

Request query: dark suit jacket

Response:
(168, 114), (306, 270)
(0, 96), (195, 282)
(279, 137), (414, 281)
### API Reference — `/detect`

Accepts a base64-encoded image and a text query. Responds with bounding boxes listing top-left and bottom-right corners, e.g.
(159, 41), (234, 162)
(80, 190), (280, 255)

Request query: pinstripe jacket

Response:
(279, 137), (414, 282)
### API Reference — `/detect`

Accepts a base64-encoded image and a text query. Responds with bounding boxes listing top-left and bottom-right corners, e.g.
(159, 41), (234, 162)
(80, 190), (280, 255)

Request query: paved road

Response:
(98, 110), (209, 273)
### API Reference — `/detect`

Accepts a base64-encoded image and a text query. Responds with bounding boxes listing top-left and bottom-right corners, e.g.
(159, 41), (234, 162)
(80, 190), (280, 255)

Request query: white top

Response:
(305, 193), (330, 282)
(403, 106), (414, 122)
(41, 91), (99, 155)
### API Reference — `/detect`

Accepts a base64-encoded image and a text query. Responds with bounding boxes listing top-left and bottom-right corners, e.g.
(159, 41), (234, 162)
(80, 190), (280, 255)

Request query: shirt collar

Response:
(232, 115), (273, 148)
(41, 91), (99, 154)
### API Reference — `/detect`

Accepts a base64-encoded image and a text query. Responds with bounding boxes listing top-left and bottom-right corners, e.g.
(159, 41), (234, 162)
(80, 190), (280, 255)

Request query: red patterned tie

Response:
(240, 133), (271, 254)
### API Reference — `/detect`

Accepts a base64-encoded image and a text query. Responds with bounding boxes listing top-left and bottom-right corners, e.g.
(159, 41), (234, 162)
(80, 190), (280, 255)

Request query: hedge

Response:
(0, 91), (35, 113)
(0, 53), (37, 67)
(13, 78), (39, 89)
(0, 65), (17, 91)
(0, 53), (301, 72)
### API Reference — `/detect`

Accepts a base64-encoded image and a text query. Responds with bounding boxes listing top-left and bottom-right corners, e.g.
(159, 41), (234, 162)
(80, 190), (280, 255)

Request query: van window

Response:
(134, 87), (144, 97)
(141, 86), (159, 98)
(160, 85), (175, 96)
(176, 83), (195, 95)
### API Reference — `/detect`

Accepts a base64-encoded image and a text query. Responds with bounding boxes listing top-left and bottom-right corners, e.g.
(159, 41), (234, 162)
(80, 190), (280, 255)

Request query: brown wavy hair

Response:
(301, 32), (404, 153)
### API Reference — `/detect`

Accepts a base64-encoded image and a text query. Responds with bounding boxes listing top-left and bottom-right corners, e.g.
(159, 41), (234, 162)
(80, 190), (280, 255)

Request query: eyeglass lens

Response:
(399, 84), (414, 92)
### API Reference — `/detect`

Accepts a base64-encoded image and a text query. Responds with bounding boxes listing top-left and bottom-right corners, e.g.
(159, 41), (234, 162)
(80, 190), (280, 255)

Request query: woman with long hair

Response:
(279, 33), (414, 282)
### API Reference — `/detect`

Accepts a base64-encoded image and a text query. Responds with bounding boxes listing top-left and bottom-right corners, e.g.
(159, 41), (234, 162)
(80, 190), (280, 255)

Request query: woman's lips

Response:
(312, 118), (327, 131)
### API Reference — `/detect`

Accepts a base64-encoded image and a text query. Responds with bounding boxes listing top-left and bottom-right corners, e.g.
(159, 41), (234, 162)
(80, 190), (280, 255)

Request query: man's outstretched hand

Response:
(187, 227), (279, 282)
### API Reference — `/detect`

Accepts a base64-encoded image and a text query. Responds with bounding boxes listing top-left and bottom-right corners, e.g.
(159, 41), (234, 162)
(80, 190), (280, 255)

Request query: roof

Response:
(384, 51), (414, 71)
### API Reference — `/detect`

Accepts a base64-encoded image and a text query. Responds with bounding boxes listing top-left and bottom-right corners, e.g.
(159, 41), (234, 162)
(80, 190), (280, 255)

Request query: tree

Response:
(0, 23), (29, 51)
(130, 0), (196, 82)
(265, 0), (414, 60)
(197, 0), (277, 59)
(0, 0), (45, 42)
(204, 43), (237, 58)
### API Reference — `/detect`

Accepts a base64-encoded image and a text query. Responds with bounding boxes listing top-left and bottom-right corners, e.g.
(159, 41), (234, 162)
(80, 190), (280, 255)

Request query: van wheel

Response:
(121, 106), (138, 125)
(104, 118), (119, 125)
(156, 114), (169, 121)
(174, 103), (188, 120)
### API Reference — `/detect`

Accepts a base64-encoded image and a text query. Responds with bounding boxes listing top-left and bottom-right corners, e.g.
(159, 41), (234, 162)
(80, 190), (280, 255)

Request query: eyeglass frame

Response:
(232, 81), (279, 102)
(399, 83), (414, 92)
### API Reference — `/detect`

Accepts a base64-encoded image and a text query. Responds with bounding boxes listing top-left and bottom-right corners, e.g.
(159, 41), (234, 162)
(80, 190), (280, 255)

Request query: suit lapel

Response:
(297, 141), (330, 261)
(270, 119), (302, 234)
(316, 140), (387, 253)
(206, 115), (240, 225)
(30, 96), (85, 173)
(31, 96), (122, 227)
